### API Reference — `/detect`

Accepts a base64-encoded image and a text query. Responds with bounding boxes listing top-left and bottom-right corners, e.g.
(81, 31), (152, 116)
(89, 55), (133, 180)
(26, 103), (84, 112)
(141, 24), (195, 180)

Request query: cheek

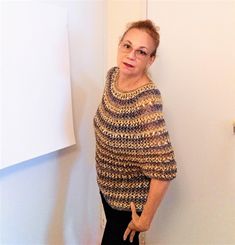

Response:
(117, 53), (126, 67)
(137, 61), (148, 71)
(117, 53), (122, 65)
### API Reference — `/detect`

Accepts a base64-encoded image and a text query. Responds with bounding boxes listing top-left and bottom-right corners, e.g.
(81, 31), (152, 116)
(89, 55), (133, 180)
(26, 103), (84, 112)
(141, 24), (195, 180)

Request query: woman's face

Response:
(117, 28), (156, 78)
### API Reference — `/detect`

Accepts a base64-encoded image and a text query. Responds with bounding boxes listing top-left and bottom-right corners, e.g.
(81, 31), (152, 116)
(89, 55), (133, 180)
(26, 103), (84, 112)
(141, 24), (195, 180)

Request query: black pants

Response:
(100, 192), (141, 245)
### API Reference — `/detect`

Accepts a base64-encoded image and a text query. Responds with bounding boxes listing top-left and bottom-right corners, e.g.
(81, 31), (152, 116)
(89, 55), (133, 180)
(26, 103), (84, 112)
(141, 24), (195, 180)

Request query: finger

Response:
(130, 202), (139, 222)
(130, 202), (137, 215)
(129, 230), (136, 243)
(128, 219), (136, 230)
(123, 227), (131, 241)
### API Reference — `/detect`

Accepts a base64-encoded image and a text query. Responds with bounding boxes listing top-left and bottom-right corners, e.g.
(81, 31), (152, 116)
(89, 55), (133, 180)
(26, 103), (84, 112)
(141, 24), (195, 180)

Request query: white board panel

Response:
(1, 2), (76, 169)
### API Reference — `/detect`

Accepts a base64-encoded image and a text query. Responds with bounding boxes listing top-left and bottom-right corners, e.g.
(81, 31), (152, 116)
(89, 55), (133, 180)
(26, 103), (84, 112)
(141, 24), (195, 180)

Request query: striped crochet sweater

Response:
(94, 67), (177, 211)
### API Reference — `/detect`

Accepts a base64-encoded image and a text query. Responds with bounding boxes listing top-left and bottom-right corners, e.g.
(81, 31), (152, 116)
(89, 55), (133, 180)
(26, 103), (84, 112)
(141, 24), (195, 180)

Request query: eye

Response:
(136, 49), (148, 56)
(123, 43), (132, 50)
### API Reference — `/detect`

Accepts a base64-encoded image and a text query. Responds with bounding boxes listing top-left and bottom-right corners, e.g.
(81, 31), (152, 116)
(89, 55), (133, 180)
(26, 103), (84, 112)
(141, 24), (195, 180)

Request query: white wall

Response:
(147, 1), (235, 244)
(0, 1), (105, 244)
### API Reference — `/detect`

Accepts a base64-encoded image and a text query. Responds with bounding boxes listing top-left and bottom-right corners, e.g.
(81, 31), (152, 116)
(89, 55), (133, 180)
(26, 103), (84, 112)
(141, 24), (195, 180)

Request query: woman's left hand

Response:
(123, 202), (150, 243)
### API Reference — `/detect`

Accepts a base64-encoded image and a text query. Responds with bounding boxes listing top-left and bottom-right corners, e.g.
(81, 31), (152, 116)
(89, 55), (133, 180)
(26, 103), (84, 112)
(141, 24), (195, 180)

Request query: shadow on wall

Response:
(46, 145), (77, 245)
(46, 85), (86, 245)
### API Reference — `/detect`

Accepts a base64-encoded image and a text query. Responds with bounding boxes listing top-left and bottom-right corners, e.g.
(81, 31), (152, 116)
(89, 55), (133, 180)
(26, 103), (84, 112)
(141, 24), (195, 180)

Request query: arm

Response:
(140, 178), (170, 230)
(123, 179), (170, 242)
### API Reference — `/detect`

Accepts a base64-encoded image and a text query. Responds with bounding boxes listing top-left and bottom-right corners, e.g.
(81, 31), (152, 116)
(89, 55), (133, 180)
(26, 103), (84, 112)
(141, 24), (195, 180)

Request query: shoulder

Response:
(141, 81), (162, 103)
(103, 67), (119, 90)
(106, 66), (119, 81)
(137, 82), (163, 114)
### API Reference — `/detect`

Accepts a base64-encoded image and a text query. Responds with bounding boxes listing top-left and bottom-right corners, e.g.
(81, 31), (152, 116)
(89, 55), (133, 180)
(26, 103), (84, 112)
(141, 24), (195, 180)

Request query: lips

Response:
(123, 62), (134, 68)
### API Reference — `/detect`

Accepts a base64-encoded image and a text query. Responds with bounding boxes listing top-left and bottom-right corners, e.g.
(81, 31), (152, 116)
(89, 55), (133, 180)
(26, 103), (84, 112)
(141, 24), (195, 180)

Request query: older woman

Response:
(94, 20), (177, 245)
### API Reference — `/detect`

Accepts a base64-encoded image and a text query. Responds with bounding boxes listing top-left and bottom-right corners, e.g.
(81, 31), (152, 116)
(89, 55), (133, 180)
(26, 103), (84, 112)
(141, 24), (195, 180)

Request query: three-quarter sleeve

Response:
(139, 88), (177, 181)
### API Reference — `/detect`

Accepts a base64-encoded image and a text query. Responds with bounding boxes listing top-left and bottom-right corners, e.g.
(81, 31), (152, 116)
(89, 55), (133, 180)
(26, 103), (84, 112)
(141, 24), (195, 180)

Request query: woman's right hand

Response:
(123, 202), (150, 243)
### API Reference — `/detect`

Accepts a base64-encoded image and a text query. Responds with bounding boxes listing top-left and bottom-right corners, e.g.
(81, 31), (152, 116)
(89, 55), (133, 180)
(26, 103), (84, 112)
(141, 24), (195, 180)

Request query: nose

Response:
(127, 49), (136, 60)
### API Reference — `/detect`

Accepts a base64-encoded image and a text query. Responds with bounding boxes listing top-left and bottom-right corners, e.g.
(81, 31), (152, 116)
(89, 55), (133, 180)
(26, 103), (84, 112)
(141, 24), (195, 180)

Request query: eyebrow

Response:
(124, 40), (149, 51)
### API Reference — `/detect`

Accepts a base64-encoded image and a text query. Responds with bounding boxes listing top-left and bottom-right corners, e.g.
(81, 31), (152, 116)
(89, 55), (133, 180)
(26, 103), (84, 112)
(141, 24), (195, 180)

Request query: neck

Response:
(119, 73), (143, 84)
(117, 72), (149, 91)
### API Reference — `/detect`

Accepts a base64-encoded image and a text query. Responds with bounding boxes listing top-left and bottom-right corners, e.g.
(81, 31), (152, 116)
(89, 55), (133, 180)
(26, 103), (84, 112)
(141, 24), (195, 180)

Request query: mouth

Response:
(123, 62), (134, 68)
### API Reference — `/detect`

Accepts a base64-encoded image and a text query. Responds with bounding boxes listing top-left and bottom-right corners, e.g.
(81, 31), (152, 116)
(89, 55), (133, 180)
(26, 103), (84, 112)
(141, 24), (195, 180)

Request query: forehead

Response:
(122, 28), (154, 49)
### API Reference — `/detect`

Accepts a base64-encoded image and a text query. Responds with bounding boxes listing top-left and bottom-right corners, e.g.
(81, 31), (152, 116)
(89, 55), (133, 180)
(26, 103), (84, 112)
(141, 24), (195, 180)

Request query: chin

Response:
(120, 69), (136, 77)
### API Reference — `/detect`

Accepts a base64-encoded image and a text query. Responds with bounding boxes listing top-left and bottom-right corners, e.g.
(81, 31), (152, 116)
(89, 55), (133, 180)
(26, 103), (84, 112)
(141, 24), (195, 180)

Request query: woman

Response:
(94, 20), (177, 245)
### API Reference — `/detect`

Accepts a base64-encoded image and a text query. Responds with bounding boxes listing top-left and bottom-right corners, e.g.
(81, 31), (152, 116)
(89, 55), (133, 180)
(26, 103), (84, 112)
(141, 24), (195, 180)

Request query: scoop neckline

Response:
(113, 69), (154, 94)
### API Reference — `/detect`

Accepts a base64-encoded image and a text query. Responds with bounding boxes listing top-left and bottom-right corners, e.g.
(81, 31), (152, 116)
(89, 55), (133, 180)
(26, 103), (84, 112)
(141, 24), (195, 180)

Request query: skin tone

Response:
(123, 179), (170, 242)
(116, 28), (155, 91)
(116, 28), (171, 242)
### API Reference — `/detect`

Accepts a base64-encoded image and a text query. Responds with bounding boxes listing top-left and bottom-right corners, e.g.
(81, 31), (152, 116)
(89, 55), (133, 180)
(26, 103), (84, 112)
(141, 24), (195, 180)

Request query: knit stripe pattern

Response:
(94, 67), (177, 211)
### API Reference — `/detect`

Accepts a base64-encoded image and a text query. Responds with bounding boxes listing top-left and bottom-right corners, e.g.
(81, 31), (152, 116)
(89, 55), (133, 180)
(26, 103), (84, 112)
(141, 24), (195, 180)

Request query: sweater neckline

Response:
(112, 67), (154, 95)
